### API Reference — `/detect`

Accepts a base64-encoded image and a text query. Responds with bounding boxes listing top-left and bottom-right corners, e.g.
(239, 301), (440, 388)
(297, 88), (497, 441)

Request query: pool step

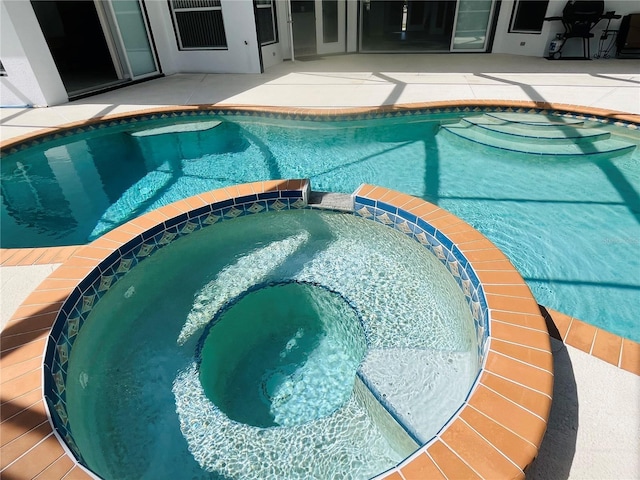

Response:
(353, 376), (419, 458)
(129, 120), (222, 137)
(440, 114), (636, 157)
(484, 112), (585, 126)
(357, 348), (477, 445)
(308, 191), (354, 212)
(458, 117), (611, 144)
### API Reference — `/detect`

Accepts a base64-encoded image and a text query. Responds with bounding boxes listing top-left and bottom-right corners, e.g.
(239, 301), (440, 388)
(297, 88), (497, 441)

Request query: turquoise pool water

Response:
(65, 209), (478, 479)
(1, 113), (638, 341)
(198, 282), (367, 429)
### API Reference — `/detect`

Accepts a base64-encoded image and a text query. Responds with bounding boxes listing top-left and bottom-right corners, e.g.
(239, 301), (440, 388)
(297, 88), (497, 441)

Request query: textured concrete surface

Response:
(2, 54), (639, 142)
(0, 264), (60, 331)
(528, 338), (640, 480)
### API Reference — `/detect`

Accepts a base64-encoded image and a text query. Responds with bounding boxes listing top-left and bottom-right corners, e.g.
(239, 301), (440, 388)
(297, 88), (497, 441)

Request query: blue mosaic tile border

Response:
(2, 105), (637, 157)
(353, 196), (490, 365)
(43, 185), (505, 469)
(43, 190), (306, 466)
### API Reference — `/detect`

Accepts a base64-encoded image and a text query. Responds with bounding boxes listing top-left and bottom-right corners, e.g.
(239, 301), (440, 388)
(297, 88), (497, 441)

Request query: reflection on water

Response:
(1, 157), (77, 241)
(0, 120), (249, 248)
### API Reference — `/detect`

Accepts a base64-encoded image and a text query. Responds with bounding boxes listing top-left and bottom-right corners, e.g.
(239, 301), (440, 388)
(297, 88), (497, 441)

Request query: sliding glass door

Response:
(359, 0), (495, 53)
(31, 0), (158, 97)
(108, 0), (159, 78)
(360, 0), (456, 52)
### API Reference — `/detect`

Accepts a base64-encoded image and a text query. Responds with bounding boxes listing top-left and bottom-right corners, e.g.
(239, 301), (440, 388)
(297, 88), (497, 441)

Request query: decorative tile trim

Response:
(352, 183), (553, 480)
(2, 102), (638, 156)
(41, 180), (310, 476)
(41, 180), (549, 480)
(353, 196), (489, 371)
(45, 180), (507, 475)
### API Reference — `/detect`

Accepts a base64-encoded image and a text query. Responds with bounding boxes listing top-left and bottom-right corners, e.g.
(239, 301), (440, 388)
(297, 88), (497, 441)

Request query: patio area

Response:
(1, 53), (639, 479)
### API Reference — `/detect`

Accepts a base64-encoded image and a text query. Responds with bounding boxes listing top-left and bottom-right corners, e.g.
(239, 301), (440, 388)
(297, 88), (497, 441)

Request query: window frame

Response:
(168, 0), (228, 50)
(509, 0), (550, 34)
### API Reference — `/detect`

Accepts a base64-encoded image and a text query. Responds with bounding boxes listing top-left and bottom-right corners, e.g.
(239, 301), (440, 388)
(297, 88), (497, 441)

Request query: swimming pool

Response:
(2, 107), (638, 343)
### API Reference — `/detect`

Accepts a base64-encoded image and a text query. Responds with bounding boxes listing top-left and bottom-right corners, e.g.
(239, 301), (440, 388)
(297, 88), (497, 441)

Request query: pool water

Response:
(2, 113), (638, 342)
(198, 282), (367, 428)
(65, 209), (478, 479)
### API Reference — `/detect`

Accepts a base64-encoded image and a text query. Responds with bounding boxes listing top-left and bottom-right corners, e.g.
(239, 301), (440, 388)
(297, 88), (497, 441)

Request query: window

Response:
(509, 0), (550, 33)
(169, 0), (228, 50)
(255, 0), (278, 46)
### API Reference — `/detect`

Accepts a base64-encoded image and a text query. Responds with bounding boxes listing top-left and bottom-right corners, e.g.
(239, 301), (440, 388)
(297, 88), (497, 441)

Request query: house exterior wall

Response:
(145, 0), (262, 75)
(1, 0), (638, 107)
(0, 0), (67, 107)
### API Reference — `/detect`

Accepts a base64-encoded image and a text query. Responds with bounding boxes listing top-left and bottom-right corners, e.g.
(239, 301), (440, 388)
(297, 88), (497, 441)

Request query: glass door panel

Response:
(316, 0), (345, 54)
(451, 0), (494, 51)
(291, 0), (317, 57)
(360, 0), (456, 52)
(109, 0), (158, 78)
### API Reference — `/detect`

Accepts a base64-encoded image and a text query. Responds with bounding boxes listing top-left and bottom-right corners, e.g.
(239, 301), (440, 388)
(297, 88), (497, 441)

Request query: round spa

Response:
(45, 182), (494, 479)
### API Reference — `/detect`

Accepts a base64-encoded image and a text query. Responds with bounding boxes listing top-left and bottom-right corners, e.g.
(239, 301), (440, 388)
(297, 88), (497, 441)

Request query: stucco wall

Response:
(0, 0), (67, 107)
(144, 0), (261, 74)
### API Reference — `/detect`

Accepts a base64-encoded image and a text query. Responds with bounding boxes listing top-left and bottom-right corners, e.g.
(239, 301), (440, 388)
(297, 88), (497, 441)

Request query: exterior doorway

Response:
(290, 0), (346, 58)
(30, 0), (159, 98)
(359, 0), (495, 53)
(360, 0), (456, 52)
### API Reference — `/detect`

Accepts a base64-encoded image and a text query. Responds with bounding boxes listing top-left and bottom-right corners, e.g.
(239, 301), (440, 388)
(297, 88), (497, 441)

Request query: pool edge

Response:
(3, 179), (551, 480)
(1, 101), (639, 152)
(2, 180), (638, 480)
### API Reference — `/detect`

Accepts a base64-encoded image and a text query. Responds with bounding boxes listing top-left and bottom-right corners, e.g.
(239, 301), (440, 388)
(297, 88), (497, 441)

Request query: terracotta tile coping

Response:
(1, 178), (545, 479)
(0, 179), (637, 480)
(0, 180), (299, 479)
(539, 306), (640, 376)
(355, 184), (552, 479)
